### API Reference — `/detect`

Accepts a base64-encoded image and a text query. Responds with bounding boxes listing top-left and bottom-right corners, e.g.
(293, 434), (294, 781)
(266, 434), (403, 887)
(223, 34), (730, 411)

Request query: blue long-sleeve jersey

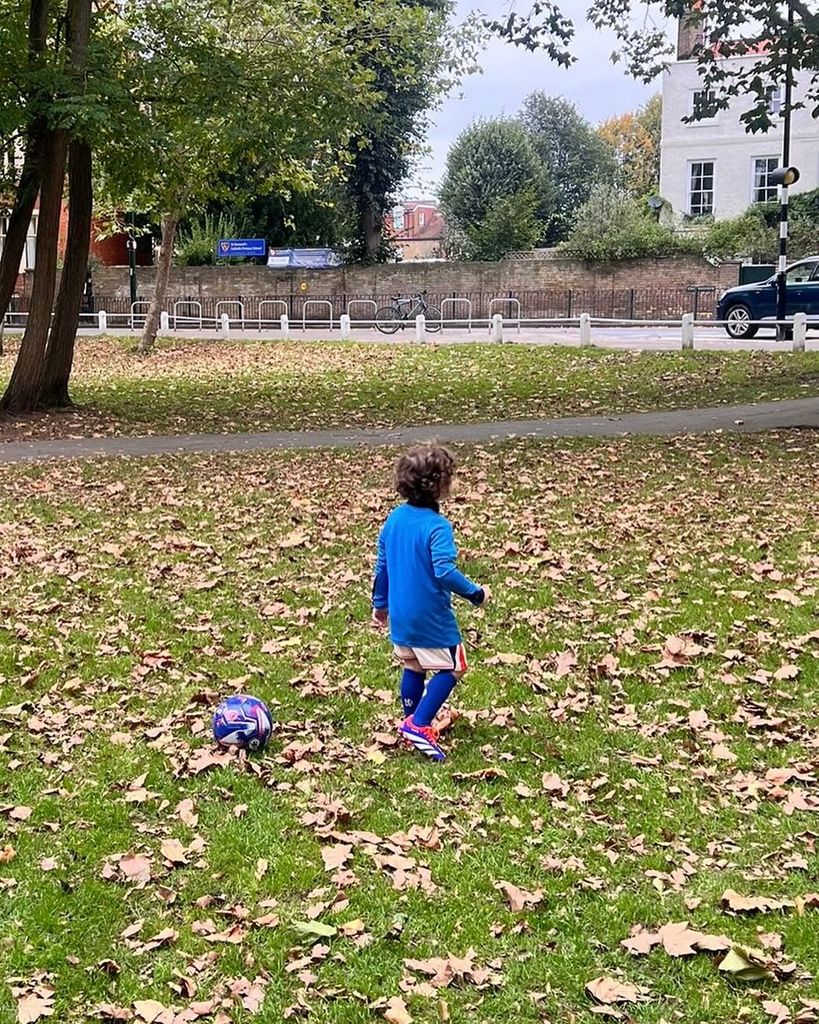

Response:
(372, 502), (483, 648)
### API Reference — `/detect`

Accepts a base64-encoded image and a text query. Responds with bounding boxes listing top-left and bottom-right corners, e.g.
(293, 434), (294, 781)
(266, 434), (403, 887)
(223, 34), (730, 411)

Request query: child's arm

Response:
(372, 529), (389, 622)
(430, 521), (485, 605)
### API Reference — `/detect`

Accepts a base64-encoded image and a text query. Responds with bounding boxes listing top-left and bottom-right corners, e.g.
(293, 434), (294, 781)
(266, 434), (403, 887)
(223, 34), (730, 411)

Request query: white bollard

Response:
(98, 310), (107, 332)
(793, 312), (807, 353)
(491, 313), (503, 343)
(415, 314), (426, 343)
(280, 314), (290, 339)
(340, 314), (351, 340)
(681, 312), (695, 350)
(220, 312), (230, 339)
(159, 311), (170, 333)
(579, 312), (592, 347)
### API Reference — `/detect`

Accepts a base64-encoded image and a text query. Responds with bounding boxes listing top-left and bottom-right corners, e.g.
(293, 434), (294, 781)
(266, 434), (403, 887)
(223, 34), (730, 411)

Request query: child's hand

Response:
(372, 607), (389, 630)
(478, 584), (492, 605)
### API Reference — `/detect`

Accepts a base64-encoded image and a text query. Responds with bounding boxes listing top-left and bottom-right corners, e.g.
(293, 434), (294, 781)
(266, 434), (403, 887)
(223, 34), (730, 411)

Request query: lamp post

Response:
(773, 0), (798, 341)
(127, 230), (137, 309)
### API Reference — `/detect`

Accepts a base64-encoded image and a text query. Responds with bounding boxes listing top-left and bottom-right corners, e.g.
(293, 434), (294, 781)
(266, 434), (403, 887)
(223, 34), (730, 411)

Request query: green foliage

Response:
(439, 118), (551, 258)
(175, 213), (250, 266)
(562, 184), (699, 261)
(520, 93), (616, 243)
(702, 188), (819, 263)
(459, 189), (542, 261)
(344, 0), (480, 262)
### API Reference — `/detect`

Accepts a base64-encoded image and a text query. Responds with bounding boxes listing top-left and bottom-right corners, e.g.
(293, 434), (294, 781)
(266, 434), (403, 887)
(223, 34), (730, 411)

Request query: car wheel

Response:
(723, 303), (758, 340)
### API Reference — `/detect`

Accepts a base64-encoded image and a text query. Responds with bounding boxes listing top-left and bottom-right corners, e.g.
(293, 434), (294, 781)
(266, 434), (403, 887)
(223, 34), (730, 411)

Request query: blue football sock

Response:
(400, 668), (426, 717)
(413, 670), (457, 727)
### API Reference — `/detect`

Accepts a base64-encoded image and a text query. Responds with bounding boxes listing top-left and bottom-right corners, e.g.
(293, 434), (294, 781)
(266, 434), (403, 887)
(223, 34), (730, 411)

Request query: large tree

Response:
(344, 0), (480, 262)
(0, 0), (99, 414)
(488, 1), (818, 132)
(98, 0), (423, 352)
(439, 118), (551, 260)
(597, 94), (662, 200)
(519, 93), (616, 244)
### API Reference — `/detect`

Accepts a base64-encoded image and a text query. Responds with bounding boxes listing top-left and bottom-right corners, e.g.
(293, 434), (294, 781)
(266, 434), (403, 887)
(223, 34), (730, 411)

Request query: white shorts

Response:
(394, 643), (468, 673)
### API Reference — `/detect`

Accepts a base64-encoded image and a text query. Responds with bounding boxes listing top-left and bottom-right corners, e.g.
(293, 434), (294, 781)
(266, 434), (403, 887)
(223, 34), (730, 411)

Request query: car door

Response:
(784, 262), (816, 315)
(804, 264), (819, 321)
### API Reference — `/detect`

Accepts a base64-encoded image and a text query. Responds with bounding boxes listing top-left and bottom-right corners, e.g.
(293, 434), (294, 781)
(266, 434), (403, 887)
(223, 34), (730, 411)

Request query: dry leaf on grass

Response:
(160, 838), (188, 866)
(16, 994), (54, 1024)
(384, 996), (413, 1024)
(621, 922), (730, 957)
(117, 852), (152, 885)
(585, 976), (646, 1005)
(496, 881), (544, 912)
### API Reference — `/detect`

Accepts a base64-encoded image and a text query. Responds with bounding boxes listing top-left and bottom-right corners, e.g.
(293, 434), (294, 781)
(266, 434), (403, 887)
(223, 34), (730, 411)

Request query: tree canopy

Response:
(488, 0), (818, 131)
(597, 94), (661, 200)
(520, 93), (616, 244)
(439, 118), (551, 259)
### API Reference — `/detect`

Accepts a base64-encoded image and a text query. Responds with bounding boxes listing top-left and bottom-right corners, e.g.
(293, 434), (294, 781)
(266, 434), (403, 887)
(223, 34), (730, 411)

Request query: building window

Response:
(688, 161), (714, 216)
(418, 211), (426, 228)
(692, 89), (718, 119)
(752, 157), (779, 204)
(392, 205), (405, 232)
(767, 85), (783, 115)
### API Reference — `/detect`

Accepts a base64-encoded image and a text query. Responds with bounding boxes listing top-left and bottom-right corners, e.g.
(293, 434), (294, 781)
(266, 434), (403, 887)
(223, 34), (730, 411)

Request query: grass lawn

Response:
(0, 431), (818, 1023)
(0, 338), (817, 440)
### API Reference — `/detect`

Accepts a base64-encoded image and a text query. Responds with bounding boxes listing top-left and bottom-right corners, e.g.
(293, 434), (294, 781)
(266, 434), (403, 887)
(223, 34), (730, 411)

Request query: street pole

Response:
(127, 213), (138, 310)
(775, 0), (794, 341)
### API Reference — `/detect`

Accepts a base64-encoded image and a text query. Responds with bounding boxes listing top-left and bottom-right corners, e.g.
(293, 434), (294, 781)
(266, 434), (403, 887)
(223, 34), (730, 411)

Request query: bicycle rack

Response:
(302, 300), (334, 332)
(129, 300), (151, 331)
(215, 300), (245, 330)
(173, 300), (203, 330)
(258, 300), (288, 330)
(440, 297), (473, 332)
(346, 299), (378, 325)
(487, 297), (521, 333)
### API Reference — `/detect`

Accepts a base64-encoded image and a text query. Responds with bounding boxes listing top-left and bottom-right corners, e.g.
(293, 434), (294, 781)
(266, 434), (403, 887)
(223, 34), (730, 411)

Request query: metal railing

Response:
(1, 308), (814, 354)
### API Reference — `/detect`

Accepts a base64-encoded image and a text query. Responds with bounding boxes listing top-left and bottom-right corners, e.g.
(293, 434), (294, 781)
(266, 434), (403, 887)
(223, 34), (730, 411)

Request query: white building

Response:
(659, 22), (819, 221)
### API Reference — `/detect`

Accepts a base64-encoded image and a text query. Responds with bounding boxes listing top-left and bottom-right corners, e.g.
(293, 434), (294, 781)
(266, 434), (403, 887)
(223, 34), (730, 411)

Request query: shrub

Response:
(561, 185), (699, 261)
(176, 213), (250, 266)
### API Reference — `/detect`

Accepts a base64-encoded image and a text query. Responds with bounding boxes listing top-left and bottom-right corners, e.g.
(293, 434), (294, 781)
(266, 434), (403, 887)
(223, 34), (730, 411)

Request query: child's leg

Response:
(413, 645), (467, 727)
(400, 664), (426, 717)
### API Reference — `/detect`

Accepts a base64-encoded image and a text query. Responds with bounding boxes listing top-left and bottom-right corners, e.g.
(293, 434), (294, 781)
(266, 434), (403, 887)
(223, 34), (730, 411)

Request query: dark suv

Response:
(716, 257), (819, 338)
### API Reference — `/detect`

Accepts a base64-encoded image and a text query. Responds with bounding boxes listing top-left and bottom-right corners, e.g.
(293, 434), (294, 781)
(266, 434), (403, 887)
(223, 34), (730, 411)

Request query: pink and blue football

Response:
(212, 694), (273, 752)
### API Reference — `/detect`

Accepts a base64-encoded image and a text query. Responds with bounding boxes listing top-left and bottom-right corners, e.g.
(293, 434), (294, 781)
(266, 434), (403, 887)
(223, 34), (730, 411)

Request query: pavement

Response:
(0, 398), (816, 464)
(4, 323), (818, 351)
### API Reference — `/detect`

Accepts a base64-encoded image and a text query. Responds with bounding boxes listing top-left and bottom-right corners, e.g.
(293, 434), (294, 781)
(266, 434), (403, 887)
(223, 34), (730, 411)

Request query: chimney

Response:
(677, 4), (705, 60)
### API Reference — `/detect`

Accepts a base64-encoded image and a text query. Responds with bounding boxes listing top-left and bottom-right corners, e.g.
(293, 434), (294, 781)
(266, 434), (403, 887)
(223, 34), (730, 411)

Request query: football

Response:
(212, 694), (273, 751)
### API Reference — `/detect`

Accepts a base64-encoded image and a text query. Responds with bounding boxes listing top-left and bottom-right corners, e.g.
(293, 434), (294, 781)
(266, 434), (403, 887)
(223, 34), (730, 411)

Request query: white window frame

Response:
(751, 156), (779, 204)
(691, 89), (718, 122)
(687, 160), (715, 216)
(767, 85), (783, 115)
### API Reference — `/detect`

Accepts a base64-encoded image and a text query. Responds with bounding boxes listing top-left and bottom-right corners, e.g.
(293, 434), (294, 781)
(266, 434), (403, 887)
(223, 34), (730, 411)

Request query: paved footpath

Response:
(0, 398), (816, 464)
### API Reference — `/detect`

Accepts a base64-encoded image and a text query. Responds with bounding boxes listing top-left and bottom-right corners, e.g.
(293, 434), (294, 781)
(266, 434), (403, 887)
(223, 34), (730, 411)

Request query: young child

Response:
(371, 445), (489, 762)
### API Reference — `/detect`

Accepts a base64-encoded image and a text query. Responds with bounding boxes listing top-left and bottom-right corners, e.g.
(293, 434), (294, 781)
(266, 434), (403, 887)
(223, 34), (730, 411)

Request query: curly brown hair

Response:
(394, 445), (456, 507)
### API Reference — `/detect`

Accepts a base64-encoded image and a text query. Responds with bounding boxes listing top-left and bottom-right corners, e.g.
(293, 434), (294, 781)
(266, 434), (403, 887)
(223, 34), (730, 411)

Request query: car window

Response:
(811, 264), (819, 282)
(786, 263), (815, 283)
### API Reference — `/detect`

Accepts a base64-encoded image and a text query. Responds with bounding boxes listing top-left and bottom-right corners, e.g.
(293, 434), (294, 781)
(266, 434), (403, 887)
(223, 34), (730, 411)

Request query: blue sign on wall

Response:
(217, 238), (266, 258)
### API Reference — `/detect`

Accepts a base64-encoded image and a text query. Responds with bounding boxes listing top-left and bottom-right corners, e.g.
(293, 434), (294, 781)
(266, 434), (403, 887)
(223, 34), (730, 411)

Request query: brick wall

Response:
(92, 255), (740, 302)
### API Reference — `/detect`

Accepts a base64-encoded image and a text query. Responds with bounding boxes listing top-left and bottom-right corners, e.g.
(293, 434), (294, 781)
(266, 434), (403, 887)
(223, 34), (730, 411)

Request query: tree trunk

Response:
(40, 139), (92, 408)
(0, 0), (51, 320)
(138, 213), (178, 354)
(0, 129), (68, 414)
(361, 202), (383, 262)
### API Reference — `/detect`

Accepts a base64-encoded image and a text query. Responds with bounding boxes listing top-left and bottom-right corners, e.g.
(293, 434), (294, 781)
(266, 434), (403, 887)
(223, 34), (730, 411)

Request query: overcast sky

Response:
(405, 0), (671, 195)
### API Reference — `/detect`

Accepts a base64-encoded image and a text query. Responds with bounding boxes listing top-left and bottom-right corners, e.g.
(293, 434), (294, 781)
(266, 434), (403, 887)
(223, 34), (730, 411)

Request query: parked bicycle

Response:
(375, 291), (442, 334)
